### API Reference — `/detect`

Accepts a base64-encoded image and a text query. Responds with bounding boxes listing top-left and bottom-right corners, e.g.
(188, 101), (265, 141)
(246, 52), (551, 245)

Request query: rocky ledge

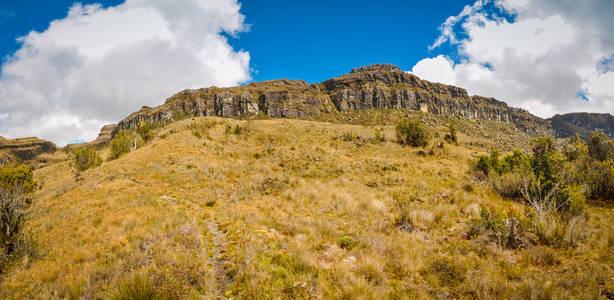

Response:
(0, 136), (57, 161)
(113, 63), (551, 136)
(65, 124), (118, 151)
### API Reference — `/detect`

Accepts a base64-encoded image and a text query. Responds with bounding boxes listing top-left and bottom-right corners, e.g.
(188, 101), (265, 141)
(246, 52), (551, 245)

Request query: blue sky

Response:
(227, 0), (474, 83)
(0, 0), (612, 145)
(0, 0), (473, 83)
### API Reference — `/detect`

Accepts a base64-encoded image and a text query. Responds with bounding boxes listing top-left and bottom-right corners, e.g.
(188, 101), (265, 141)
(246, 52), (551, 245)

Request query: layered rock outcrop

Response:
(0, 136), (57, 161)
(113, 64), (551, 136)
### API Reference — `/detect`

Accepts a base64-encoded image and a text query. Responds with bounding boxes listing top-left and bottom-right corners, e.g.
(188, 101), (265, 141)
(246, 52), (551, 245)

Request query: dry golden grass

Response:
(1, 116), (612, 299)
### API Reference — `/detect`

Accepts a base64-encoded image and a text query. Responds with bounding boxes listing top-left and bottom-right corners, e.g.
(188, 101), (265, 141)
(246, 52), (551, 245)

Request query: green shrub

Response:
(582, 159), (614, 200)
(530, 138), (564, 192)
(474, 149), (507, 176)
(0, 163), (35, 193)
(338, 236), (355, 250)
(557, 185), (586, 216)
(109, 131), (144, 160)
(444, 123), (457, 144)
(72, 147), (102, 172)
(171, 109), (187, 121)
(563, 134), (588, 161)
(395, 118), (429, 147)
(488, 170), (526, 199)
(374, 128), (386, 142)
(588, 130), (613, 161)
(501, 149), (531, 173)
(475, 155), (491, 175)
(468, 205), (526, 249)
(0, 186), (37, 273)
(136, 123), (157, 142)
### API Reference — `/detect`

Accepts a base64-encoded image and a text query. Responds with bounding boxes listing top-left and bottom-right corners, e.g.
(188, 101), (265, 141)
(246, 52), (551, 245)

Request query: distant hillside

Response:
(0, 136), (57, 162)
(550, 112), (614, 140)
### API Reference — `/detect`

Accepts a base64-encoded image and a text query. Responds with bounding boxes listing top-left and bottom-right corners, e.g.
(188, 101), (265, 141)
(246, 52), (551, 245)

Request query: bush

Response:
(395, 118), (429, 147)
(468, 205), (526, 249)
(0, 163), (35, 193)
(474, 149), (505, 176)
(338, 236), (355, 250)
(374, 128), (386, 142)
(72, 147), (102, 172)
(136, 123), (157, 142)
(444, 123), (457, 144)
(501, 149), (531, 173)
(557, 184), (586, 216)
(109, 131), (144, 160)
(0, 186), (36, 273)
(563, 134), (588, 161)
(588, 130), (613, 161)
(582, 159), (614, 200)
(530, 138), (564, 192)
(488, 171), (525, 199)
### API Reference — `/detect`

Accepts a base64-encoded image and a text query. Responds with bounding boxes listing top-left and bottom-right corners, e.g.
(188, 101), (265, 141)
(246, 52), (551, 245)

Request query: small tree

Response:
(395, 118), (430, 147)
(109, 131), (144, 160)
(0, 163), (35, 193)
(563, 134), (588, 161)
(72, 147), (102, 172)
(137, 123), (157, 142)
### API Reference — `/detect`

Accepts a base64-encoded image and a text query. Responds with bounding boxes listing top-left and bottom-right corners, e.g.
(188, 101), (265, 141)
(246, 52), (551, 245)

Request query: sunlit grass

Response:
(1, 115), (612, 298)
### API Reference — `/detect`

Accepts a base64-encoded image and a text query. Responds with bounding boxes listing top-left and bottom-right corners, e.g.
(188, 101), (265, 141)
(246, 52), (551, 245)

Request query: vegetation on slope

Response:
(0, 115), (612, 299)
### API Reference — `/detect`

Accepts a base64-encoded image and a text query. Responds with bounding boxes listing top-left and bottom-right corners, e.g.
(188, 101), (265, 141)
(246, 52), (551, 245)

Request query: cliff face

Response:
(64, 124), (118, 152)
(114, 64), (551, 135)
(0, 136), (57, 161)
(550, 113), (614, 140)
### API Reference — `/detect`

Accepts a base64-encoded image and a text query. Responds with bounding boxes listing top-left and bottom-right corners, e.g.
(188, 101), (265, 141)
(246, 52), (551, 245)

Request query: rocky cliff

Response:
(65, 124), (118, 151)
(0, 136), (57, 161)
(113, 64), (551, 136)
(550, 113), (614, 140)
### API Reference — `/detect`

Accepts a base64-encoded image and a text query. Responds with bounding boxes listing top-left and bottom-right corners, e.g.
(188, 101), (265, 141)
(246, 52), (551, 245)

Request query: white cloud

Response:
(0, 0), (250, 145)
(413, 0), (614, 118)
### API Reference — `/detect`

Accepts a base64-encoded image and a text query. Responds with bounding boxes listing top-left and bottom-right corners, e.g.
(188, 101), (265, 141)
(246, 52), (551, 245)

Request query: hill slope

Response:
(1, 116), (612, 299)
(550, 112), (614, 139)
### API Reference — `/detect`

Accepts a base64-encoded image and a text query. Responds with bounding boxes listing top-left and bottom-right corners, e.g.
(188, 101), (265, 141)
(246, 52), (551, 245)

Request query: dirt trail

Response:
(206, 219), (232, 298)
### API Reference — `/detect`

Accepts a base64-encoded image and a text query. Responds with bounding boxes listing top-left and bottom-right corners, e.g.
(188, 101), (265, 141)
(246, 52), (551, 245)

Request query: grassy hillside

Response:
(1, 116), (613, 299)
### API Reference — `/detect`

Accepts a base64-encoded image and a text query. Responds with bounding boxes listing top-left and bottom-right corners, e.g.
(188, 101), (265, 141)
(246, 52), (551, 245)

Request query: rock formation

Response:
(549, 113), (614, 140)
(0, 136), (57, 161)
(65, 124), (118, 151)
(113, 63), (551, 136)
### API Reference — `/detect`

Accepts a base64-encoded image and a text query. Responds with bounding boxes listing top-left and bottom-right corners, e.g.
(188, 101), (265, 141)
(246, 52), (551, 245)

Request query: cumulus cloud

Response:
(412, 0), (614, 118)
(0, 0), (250, 145)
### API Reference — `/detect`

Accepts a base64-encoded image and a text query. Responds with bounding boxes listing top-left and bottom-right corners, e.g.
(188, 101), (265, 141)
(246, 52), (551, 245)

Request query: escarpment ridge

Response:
(113, 64), (552, 136)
